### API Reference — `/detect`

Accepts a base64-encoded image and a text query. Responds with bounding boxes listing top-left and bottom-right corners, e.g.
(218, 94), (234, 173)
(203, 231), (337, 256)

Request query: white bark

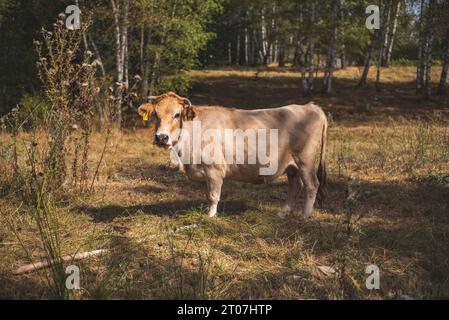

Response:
(385, 1), (401, 67)
(261, 9), (269, 65)
(111, 0), (129, 124)
(244, 27), (249, 65)
(323, 0), (340, 93)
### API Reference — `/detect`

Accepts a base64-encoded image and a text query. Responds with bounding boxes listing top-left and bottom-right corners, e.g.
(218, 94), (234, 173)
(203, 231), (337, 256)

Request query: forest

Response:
(0, 0), (448, 300)
(1, 0), (449, 116)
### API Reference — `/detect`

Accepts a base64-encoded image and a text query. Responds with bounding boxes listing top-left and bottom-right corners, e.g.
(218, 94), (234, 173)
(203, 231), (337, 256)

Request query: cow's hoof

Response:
(302, 213), (313, 219)
(278, 210), (291, 218)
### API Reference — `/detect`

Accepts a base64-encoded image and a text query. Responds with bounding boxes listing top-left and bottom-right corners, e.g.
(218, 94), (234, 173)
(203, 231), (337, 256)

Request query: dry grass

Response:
(1, 67), (448, 299)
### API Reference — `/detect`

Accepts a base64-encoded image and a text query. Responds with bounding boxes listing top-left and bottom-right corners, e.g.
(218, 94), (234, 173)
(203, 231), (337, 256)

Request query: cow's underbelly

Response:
(183, 160), (293, 185)
(184, 165), (208, 181)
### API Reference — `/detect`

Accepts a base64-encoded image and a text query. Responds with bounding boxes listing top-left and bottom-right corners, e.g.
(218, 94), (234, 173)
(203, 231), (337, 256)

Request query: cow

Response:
(138, 92), (327, 218)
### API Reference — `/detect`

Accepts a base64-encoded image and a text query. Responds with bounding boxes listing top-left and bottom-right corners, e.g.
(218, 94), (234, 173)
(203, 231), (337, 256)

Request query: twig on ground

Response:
(13, 249), (108, 275)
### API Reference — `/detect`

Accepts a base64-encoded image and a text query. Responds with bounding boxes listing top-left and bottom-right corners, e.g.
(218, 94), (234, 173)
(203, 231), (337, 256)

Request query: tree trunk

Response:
(380, 0), (392, 67)
(236, 34), (241, 66)
(358, 30), (378, 87)
(278, 36), (286, 67)
(88, 34), (106, 77)
(340, 0), (347, 69)
(298, 3), (308, 95)
(376, 0), (391, 91)
(416, 0), (426, 93)
(250, 29), (256, 66)
(423, 0), (435, 99)
(244, 27), (249, 65)
(307, 1), (316, 95)
(261, 9), (269, 65)
(323, 0), (340, 93)
(385, 0), (401, 67)
(139, 24), (151, 98)
(437, 27), (449, 95)
(111, 0), (127, 125)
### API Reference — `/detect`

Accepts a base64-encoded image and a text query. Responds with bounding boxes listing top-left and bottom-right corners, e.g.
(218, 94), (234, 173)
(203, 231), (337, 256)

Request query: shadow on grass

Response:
(76, 200), (252, 223)
(189, 71), (449, 125)
(0, 270), (51, 299)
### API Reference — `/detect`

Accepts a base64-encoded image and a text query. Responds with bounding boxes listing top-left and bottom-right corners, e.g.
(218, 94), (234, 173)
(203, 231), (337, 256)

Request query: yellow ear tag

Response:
(142, 112), (149, 122)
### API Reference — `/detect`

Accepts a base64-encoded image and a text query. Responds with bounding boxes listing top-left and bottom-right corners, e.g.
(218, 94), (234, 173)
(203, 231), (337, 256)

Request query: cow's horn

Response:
(184, 98), (192, 108)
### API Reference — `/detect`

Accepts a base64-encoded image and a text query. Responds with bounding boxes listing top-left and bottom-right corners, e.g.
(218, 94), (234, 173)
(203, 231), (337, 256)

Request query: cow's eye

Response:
(174, 112), (181, 119)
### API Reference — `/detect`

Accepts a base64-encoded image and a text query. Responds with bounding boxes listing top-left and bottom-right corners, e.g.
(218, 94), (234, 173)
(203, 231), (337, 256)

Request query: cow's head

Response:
(138, 92), (195, 148)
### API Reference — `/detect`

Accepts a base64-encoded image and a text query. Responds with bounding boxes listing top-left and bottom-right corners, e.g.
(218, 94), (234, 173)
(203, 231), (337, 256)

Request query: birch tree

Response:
(383, 0), (401, 67)
(323, 0), (341, 93)
(110, 0), (129, 125)
(375, 0), (392, 91)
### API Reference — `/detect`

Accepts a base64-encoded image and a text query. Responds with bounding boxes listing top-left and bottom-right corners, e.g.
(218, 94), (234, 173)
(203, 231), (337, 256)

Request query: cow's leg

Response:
(205, 172), (223, 217)
(298, 162), (319, 219)
(278, 166), (301, 218)
(293, 144), (320, 219)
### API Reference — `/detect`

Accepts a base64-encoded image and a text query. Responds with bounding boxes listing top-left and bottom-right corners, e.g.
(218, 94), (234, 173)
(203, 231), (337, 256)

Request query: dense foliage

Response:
(0, 0), (448, 116)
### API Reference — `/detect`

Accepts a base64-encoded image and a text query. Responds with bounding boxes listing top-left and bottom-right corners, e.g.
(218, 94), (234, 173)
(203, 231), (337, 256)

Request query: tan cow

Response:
(138, 92), (327, 218)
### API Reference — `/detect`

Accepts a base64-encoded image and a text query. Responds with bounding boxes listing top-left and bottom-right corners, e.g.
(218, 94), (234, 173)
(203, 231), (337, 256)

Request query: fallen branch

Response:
(13, 249), (107, 275)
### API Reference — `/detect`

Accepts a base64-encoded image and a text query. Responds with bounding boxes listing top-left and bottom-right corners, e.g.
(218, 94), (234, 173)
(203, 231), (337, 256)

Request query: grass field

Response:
(1, 66), (448, 299)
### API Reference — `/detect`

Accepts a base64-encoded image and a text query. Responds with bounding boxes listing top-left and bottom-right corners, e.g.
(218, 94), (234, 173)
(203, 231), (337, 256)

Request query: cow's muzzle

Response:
(155, 133), (170, 147)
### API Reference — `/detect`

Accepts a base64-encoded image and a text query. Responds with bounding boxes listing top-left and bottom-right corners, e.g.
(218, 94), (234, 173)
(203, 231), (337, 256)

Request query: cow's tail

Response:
(317, 116), (327, 206)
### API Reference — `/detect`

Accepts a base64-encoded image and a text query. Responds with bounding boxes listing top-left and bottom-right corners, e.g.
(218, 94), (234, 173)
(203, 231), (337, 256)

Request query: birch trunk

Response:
(385, 0), (401, 67)
(323, 0), (340, 93)
(358, 30), (378, 87)
(261, 9), (269, 65)
(376, 0), (391, 91)
(381, 0), (392, 67)
(244, 27), (249, 65)
(88, 34), (106, 77)
(111, 0), (129, 126)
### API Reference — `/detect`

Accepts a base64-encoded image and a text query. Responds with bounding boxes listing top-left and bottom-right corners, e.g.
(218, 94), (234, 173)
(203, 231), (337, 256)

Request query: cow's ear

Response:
(182, 98), (196, 121)
(137, 103), (154, 122)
